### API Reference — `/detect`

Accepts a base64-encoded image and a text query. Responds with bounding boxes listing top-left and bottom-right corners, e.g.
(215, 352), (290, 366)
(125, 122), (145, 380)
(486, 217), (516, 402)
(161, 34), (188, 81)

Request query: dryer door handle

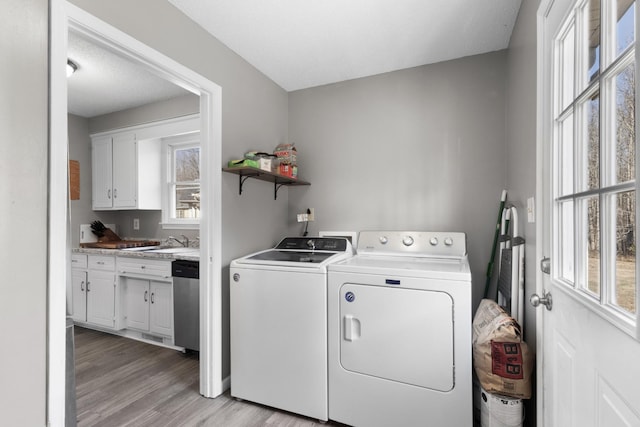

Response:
(344, 315), (361, 342)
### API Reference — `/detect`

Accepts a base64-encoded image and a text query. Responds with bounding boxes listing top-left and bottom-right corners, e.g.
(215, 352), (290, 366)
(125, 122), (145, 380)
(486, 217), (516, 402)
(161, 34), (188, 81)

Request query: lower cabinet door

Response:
(150, 281), (173, 337)
(124, 277), (150, 331)
(71, 270), (87, 322)
(87, 271), (116, 328)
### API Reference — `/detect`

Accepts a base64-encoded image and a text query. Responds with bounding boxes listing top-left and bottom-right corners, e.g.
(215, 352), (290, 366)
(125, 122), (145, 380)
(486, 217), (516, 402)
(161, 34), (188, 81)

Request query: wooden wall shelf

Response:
(222, 167), (310, 200)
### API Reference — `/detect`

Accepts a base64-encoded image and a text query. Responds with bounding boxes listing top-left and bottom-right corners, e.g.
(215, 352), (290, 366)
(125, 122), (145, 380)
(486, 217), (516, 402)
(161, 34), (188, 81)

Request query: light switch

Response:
(133, 218), (140, 230)
(527, 197), (535, 223)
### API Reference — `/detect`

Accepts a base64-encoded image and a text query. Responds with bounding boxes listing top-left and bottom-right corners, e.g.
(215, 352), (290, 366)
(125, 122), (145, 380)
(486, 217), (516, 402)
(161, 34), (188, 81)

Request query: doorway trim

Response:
(49, 2), (223, 425)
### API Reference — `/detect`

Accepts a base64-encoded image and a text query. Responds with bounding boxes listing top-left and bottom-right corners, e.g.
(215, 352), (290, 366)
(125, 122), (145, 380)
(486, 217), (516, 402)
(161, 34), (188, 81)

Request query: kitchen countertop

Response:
(73, 247), (200, 262)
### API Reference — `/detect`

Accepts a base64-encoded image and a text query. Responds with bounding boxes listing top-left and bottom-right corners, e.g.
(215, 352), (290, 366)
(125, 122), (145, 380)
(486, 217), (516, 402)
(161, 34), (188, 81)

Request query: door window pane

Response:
(587, 0), (602, 82)
(581, 92), (600, 191)
(560, 114), (575, 196)
(615, 65), (635, 184)
(616, 0), (635, 56)
(614, 191), (636, 313)
(561, 22), (576, 110)
(585, 196), (601, 296)
(560, 200), (576, 284)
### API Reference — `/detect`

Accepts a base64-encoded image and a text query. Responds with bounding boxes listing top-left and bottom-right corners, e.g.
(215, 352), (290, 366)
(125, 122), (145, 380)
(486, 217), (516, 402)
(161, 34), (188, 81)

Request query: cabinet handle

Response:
(107, 189), (111, 199)
(80, 281), (85, 291)
(87, 281), (91, 292)
(97, 261), (105, 265)
(151, 292), (155, 304)
(114, 188), (118, 199)
(144, 290), (148, 302)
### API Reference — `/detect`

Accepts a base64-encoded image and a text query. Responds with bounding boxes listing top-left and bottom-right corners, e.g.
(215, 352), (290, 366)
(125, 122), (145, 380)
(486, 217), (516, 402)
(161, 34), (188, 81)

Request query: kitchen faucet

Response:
(168, 235), (190, 247)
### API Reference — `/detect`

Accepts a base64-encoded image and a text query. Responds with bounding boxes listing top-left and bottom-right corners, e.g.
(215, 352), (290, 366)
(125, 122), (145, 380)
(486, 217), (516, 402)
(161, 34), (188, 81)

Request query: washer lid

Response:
(247, 250), (335, 263)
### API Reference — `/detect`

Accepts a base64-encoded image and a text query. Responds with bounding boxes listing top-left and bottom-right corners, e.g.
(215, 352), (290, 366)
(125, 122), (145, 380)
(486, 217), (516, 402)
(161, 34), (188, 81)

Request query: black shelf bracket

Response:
(274, 182), (286, 200)
(238, 174), (252, 195)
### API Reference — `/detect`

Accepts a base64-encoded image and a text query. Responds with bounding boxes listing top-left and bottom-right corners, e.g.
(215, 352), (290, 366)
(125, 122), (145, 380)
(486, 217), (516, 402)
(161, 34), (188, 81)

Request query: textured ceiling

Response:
(169, 0), (523, 91)
(67, 31), (190, 118)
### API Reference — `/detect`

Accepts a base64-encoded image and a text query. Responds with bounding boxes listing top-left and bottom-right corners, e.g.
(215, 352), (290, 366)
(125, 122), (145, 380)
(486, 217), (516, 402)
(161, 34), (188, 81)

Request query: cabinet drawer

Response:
(88, 255), (115, 271)
(117, 257), (172, 278)
(71, 254), (88, 269)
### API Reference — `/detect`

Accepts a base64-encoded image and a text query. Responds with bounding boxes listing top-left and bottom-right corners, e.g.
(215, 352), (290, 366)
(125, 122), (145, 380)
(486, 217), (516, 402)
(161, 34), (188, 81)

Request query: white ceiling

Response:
(67, 0), (523, 116)
(169, 0), (523, 91)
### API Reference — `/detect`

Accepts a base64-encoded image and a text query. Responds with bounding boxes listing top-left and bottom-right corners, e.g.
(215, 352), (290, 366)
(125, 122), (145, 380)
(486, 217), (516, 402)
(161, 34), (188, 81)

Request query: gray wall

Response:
(70, 0), (291, 379)
(87, 93), (199, 134)
(0, 0), (48, 424)
(288, 51), (508, 309)
(505, 1), (540, 425)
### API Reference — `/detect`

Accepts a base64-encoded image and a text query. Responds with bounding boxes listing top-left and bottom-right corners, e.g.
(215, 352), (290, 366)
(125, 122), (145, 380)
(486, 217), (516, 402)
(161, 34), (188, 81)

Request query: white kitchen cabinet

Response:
(71, 268), (87, 323)
(119, 257), (173, 338)
(149, 281), (173, 336)
(87, 270), (116, 328)
(91, 131), (161, 210)
(123, 277), (150, 331)
(123, 278), (173, 337)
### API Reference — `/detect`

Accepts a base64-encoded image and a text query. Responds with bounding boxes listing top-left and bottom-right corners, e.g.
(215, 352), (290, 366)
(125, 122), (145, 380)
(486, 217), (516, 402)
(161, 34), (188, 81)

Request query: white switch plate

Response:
(527, 197), (535, 223)
(133, 218), (140, 230)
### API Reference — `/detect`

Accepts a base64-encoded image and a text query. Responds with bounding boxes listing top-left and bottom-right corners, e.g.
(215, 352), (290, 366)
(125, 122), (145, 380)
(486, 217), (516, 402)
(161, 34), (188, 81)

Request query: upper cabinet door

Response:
(91, 135), (113, 209)
(112, 133), (137, 208)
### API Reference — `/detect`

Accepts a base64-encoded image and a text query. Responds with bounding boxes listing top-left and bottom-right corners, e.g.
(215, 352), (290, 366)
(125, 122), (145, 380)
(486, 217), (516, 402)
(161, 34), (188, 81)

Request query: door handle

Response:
(144, 290), (148, 302)
(343, 315), (361, 341)
(107, 189), (111, 199)
(150, 292), (155, 304)
(530, 291), (552, 311)
(80, 281), (85, 291)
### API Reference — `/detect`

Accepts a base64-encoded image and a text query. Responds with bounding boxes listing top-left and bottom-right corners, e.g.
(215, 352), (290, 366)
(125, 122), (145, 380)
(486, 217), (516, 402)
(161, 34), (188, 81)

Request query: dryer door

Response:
(339, 283), (454, 392)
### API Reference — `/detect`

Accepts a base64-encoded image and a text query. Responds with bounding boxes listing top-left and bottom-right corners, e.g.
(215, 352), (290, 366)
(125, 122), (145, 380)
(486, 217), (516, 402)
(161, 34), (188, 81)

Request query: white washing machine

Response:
(328, 231), (472, 427)
(230, 237), (354, 422)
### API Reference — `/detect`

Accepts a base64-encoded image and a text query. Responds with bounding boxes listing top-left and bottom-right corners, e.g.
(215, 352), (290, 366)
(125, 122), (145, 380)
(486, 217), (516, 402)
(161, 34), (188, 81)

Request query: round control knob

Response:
(429, 237), (439, 246)
(379, 236), (388, 244)
(402, 236), (414, 246)
(306, 239), (315, 249)
(444, 237), (454, 246)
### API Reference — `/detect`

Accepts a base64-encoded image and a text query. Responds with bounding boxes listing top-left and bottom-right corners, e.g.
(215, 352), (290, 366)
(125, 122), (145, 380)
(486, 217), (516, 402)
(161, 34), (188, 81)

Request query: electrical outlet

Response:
(133, 218), (140, 230)
(308, 208), (315, 222)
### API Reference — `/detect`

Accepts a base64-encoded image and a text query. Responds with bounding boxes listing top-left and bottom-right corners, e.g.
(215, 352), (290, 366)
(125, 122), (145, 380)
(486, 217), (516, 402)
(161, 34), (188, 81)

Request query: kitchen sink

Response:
(145, 247), (199, 255)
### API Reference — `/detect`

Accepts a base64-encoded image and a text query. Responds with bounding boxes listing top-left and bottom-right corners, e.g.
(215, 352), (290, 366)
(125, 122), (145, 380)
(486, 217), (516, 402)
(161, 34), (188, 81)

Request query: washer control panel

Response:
(358, 231), (466, 257)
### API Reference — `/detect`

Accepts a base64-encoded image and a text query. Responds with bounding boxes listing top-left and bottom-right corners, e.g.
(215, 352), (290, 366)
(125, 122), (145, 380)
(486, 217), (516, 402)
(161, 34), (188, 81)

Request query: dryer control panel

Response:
(357, 231), (466, 257)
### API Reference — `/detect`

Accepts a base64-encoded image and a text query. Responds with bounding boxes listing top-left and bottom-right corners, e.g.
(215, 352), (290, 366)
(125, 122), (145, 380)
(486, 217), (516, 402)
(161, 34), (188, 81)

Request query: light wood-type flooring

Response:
(74, 327), (343, 426)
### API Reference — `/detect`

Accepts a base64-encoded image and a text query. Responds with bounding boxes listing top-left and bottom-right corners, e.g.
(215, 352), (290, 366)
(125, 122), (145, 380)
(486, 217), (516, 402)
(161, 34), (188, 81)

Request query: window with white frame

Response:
(553, 0), (636, 325)
(161, 133), (200, 228)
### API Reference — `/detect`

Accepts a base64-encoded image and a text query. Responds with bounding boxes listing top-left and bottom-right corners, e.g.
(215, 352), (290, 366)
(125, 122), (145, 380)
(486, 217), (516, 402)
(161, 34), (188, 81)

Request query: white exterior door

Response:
(538, 0), (640, 425)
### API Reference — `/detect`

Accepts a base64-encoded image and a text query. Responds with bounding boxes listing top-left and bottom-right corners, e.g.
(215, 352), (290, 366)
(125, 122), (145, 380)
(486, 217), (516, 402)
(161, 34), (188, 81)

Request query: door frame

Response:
(535, 0), (554, 424)
(48, 2), (223, 425)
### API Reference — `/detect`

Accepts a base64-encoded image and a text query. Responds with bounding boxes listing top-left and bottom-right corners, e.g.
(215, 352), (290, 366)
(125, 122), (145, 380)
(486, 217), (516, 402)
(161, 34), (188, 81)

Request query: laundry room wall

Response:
(288, 51), (508, 310)
(505, 2), (540, 426)
(70, 0), (291, 380)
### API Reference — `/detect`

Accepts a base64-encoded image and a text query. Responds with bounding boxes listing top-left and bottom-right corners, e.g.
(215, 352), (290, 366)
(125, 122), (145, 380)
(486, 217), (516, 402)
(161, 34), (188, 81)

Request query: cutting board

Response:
(80, 240), (161, 249)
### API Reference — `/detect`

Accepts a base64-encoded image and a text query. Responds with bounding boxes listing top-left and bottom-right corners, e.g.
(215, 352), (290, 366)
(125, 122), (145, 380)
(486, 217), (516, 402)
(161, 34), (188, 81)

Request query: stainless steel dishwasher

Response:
(172, 259), (199, 351)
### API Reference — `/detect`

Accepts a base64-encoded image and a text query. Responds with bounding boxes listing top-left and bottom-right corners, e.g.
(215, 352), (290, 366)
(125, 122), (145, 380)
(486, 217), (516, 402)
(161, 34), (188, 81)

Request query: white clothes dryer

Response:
(327, 231), (472, 427)
(230, 237), (354, 422)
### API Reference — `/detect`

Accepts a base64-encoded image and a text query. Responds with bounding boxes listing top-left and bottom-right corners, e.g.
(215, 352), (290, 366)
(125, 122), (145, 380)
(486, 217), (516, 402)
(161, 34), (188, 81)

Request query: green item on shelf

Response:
(228, 159), (260, 168)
